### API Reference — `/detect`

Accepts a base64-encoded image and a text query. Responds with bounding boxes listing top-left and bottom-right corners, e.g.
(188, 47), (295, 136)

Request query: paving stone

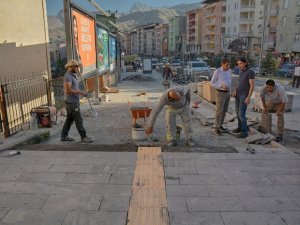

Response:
(268, 175), (300, 185)
(42, 194), (102, 212)
(1, 209), (64, 225)
(223, 174), (273, 185)
(250, 160), (300, 168)
(61, 173), (111, 184)
(109, 174), (133, 184)
(0, 208), (9, 220)
(49, 164), (93, 173)
(239, 197), (300, 212)
(166, 175), (180, 185)
(91, 165), (135, 175)
(0, 193), (48, 209)
(0, 171), (21, 182)
(186, 197), (245, 212)
(0, 157), (38, 165)
(221, 212), (286, 225)
(279, 211), (300, 225)
(207, 185), (261, 197)
(256, 185), (300, 197)
(164, 167), (198, 177)
(212, 159), (256, 168)
(80, 184), (132, 197)
(292, 197), (300, 208)
(5, 164), (52, 173)
(166, 185), (210, 197)
(179, 175), (227, 185)
(169, 211), (225, 225)
(16, 172), (65, 183)
(238, 167), (300, 175)
(62, 211), (127, 225)
(100, 196), (130, 212)
(167, 197), (188, 212)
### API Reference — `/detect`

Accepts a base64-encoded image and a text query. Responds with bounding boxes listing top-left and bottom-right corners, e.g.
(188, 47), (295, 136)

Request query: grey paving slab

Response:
(100, 196), (130, 212)
(212, 159), (256, 168)
(268, 175), (300, 185)
(196, 167), (241, 174)
(164, 167), (198, 177)
(0, 156), (39, 165)
(167, 197), (188, 212)
(279, 211), (300, 225)
(207, 185), (262, 197)
(223, 174), (273, 185)
(0, 193), (48, 209)
(186, 197), (245, 212)
(61, 173), (111, 184)
(91, 165), (135, 175)
(166, 175), (180, 185)
(169, 211), (225, 225)
(0, 208), (9, 220)
(237, 166), (300, 175)
(250, 160), (300, 168)
(16, 172), (65, 183)
(109, 174), (133, 184)
(42, 194), (102, 213)
(179, 175), (228, 185)
(256, 185), (300, 197)
(166, 185), (210, 197)
(292, 197), (300, 208)
(49, 164), (93, 173)
(239, 197), (300, 212)
(1, 209), (64, 225)
(19, 150), (66, 158)
(62, 211), (127, 225)
(164, 158), (214, 168)
(80, 184), (132, 197)
(221, 212), (286, 225)
(0, 171), (21, 182)
(5, 164), (52, 173)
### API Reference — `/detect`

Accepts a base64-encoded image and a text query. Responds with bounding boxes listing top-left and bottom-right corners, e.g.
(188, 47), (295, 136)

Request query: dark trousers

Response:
(235, 94), (248, 135)
(292, 76), (300, 88)
(61, 102), (86, 139)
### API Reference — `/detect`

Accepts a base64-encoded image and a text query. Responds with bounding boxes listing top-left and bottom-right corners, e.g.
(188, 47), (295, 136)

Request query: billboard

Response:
(109, 36), (116, 72)
(71, 8), (96, 75)
(96, 26), (109, 73)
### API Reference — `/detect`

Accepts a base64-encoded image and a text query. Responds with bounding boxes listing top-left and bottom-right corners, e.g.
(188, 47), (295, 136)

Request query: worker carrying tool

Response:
(146, 86), (195, 148)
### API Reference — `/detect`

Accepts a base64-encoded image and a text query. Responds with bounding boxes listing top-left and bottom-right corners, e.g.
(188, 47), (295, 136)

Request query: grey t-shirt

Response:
(149, 86), (190, 127)
(260, 83), (288, 104)
(237, 67), (255, 96)
(64, 72), (80, 104)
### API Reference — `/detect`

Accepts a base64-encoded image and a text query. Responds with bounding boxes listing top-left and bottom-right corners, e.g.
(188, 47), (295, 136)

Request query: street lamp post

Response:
(258, 0), (267, 75)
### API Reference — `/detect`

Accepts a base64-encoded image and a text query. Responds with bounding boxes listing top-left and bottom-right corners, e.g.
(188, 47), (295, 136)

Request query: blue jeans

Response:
(235, 94), (248, 135)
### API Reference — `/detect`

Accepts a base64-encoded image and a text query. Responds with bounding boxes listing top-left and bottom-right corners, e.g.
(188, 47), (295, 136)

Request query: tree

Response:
(245, 52), (256, 67)
(261, 52), (277, 74)
(229, 54), (238, 68)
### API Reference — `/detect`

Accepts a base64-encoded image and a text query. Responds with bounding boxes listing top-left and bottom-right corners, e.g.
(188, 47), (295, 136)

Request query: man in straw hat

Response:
(146, 86), (195, 148)
(61, 59), (93, 143)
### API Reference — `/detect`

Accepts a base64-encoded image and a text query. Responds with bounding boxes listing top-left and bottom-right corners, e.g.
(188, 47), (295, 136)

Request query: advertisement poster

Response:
(109, 36), (116, 72)
(96, 26), (109, 73)
(71, 8), (96, 75)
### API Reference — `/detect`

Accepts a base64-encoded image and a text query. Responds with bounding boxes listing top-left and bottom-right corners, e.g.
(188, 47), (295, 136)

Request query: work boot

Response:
(232, 128), (242, 133)
(214, 130), (222, 136)
(220, 126), (226, 131)
(167, 141), (177, 148)
(275, 134), (283, 142)
(81, 136), (93, 143)
(61, 136), (75, 142)
(237, 133), (248, 138)
(186, 139), (195, 147)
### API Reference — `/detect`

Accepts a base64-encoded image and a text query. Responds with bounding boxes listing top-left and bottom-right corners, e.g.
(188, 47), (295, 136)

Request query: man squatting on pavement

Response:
(146, 86), (195, 148)
(61, 59), (93, 143)
(210, 58), (231, 136)
(259, 79), (287, 142)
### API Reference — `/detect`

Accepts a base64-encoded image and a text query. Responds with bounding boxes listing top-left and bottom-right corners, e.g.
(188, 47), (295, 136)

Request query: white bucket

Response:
(102, 94), (109, 102)
(132, 127), (146, 141)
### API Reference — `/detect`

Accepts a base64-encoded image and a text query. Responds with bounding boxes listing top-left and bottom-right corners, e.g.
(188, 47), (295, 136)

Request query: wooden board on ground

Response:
(127, 147), (169, 225)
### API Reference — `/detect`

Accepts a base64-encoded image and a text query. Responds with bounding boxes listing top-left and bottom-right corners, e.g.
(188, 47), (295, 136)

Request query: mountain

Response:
(117, 2), (201, 31)
(129, 2), (153, 13)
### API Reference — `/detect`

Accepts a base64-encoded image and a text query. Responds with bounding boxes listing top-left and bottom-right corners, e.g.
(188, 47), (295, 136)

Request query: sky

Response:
(46, 0), (201, 16)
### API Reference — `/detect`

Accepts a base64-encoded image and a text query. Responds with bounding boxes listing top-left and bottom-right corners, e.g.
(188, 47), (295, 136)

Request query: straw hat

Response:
(65, 59), (80, 68)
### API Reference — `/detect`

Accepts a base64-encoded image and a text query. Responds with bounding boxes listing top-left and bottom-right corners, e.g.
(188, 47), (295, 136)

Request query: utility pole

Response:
(258, 0), (267, 75)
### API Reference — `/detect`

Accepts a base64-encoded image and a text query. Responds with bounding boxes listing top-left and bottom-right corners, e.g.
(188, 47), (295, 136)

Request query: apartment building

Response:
(186, 8), (203, 54)
(201, 1), (223, 55)
(155, 24), (168, 57)
(168, 16), (187, 55)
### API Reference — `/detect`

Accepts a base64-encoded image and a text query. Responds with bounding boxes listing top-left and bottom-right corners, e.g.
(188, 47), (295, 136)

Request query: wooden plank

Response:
(127, 147), (169, 225)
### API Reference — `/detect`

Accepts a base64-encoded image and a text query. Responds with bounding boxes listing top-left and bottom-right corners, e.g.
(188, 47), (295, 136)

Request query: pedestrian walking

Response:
(146, 86), (195, 148)
(292, 66), (300, 88)
(61, 59), (93, 143)
(232, 57), (255, 138)
(162, 63), (173, 89)
(260, 79), (287, 142)
(210, 59), (231, 136)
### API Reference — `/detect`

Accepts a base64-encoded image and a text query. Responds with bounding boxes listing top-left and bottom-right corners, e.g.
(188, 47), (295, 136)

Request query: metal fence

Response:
(0, 74), (50, 137)
(49, 77), (64, 110)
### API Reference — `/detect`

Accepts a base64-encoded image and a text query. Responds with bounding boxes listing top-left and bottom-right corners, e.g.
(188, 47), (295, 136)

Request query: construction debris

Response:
(136, 91), (147, 96)
(246, 133), (275, 145)
(100, 86), (119, 93)
(122, 75), (154, 82)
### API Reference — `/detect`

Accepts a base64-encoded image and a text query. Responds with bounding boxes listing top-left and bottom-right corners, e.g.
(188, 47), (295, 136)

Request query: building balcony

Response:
(269, 26), (277, 33)
(239, 31), (252, 37)
(240, 18), (254, 24)
(240, 5), (255, 12)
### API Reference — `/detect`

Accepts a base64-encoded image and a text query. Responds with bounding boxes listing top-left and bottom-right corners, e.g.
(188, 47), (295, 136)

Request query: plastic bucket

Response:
(132, 127), (146, 141)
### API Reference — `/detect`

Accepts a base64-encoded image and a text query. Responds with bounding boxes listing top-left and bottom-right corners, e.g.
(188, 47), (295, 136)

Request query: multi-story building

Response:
(155, 24), (168, 57)
(186, 8), (203, 54)
(168, 16), (187, 56)
(134, 23), (158, 57)
(201, 1), (223, 55)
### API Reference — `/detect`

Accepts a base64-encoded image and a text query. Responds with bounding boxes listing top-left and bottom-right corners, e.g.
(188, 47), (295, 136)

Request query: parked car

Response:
(171, 59), (182, 67)
(275, 64), (296, 78)
(186, 61), (211, 82)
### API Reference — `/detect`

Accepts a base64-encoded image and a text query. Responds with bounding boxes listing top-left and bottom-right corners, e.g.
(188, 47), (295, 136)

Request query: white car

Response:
(186, 61), (211, 82)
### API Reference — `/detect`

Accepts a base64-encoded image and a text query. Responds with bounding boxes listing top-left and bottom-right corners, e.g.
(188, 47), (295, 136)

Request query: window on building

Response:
(284, 0), (289, 9)
(295, 33), (300, 42)
(235, 3), (238, 9)
(233, 27), (237, 33)
(297, 15), (300, 24)
(227, 27), (231, 33)
(282, 16), (287, 26)
(234, 14), (236, 21)
(280, 34), (284, 43)
(228, 17), (231, 22)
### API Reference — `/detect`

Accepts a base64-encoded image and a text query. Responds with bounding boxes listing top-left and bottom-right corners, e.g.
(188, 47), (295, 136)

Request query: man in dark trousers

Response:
(61, 60), (93, 143)
(233, 57), (255, 138)
(162, 63), (173, 89)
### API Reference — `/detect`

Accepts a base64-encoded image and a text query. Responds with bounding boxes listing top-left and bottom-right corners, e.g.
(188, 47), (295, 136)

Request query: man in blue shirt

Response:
(233, 57), (255, 138)
(210, 59), (231, 136)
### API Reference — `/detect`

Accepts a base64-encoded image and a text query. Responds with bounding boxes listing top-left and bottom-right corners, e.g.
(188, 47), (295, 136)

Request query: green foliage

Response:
(261, 52), (277, 72)
(245, 52), (257, 67)
(229, 54), (238, 68)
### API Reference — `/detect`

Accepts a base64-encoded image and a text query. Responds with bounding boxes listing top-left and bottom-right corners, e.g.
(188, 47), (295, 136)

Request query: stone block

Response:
(179, 175), (227, 185)
(169, 212), (225, 225)
(0, 193), (48, 209)
(100, 196), (130, 212)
